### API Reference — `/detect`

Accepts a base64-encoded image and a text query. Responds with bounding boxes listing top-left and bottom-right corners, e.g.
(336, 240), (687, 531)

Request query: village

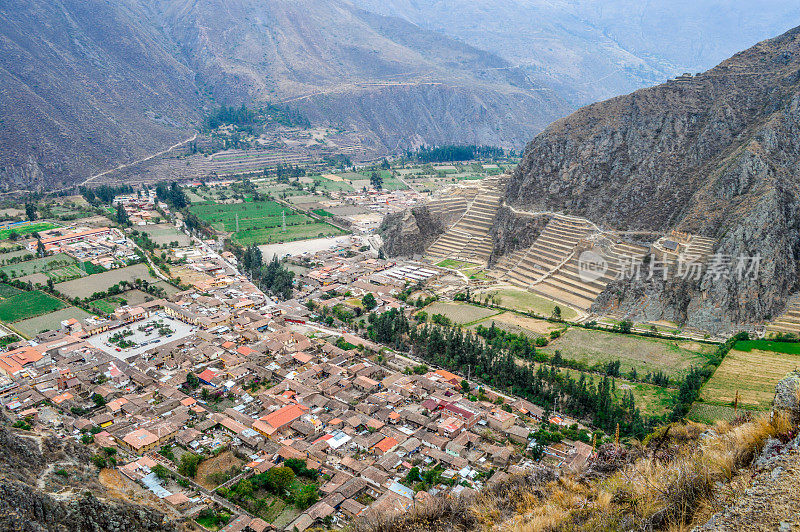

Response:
(0, 218), (593, 532)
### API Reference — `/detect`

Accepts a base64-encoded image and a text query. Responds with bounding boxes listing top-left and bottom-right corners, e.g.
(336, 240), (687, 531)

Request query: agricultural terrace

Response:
(422, 301), (500, 326)
(14, 307), (92, 338)
(188, 200), (346, 245)
(0, 253), (77, 279)
(541, 327), (714, 379)
(466, 312), (562, 338)
(0, 221), (58, 241)
(474, 287), (579, 321)
(0, 290), (65, 323)
(55, 263), (158, 299)
(699, 341), (800, 411)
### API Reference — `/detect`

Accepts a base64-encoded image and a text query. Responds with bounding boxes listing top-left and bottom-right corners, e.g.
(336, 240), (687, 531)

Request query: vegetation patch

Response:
(13, 307), (93, 337)
(423, 301), (500, 325)
(0, 290), (65, 323)
(542, 327), (712, 380)
(475, 287), (579, 320)
(0, 222), (58, 241)
(699, 347), (800, 410)
(734, 339), (800, 354)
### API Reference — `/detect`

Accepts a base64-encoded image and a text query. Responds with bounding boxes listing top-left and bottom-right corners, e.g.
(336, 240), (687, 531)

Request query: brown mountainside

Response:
(502, 26), (800, 329)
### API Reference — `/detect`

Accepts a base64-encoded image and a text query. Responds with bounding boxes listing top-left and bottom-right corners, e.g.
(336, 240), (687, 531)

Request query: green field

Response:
(734, 339), (800, 354)
(0, 222), (58, 241)
(687, 403), (740, 424)
(233, 222), (346, 245)
(188, 200), (346, 244)
(0, 253), (77, 279)
(189, 200), (310, 232)
(436, 259), (480, 270)
(14, 307), (92, 337)
(309, 175), (355, 192)
(699, 347), (800, 411)
(424, 301), (501, 325)
(0, 284), (23, 298)
(542, 327), (713, 379)
(475, 288), (579, 321)
(0, 290), (65, 323)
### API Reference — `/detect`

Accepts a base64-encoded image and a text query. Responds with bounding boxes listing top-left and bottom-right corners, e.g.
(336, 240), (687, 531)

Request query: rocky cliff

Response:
(0, 413), (176, 532)
(502, 26), (800, 330)
(379, 206), (448, 258)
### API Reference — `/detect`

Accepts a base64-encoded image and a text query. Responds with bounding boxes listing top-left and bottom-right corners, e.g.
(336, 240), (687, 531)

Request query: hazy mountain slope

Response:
(152, 0), (567, 151)
(351, 0), (800, 106)
(504, 26), (800, 329)
(0, 0), (202, 190)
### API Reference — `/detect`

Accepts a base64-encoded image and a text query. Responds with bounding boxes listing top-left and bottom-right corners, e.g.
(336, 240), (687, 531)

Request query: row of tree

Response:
(368, 309), (653, 438)
(238, 244), (294, 300)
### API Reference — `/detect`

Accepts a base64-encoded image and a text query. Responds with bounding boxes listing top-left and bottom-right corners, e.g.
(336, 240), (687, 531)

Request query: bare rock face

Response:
(379, 206), (447, 258)
(774, 370), (800, 419)
(502, 25), (800, 330)
(0, 413), (176, 532)
(487, 207), (548, 265)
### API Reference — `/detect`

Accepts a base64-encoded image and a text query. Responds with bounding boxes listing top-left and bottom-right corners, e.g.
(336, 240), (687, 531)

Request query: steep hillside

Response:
(503, 26), (800, 330)
(0, 412), (176, 531)
(354, 373), (800, 532)
(152, 0), (566, 151)
(0, 0), (202, 190)
(351, 0), (800, 106)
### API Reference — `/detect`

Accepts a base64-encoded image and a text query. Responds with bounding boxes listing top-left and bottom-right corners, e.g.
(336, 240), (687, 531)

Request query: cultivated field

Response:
(0, 290), (65, 323)
(233, 222), (345, 246)
(189, 199), (345, 245)
(55, 264), (156, 299)
(687, 403), (740, 424)
(475, 287), (579, 321)
(14, 307), (92, 337)
(0, 253), (76, 278)
(468, 312), (561, 337)
(138, 224), (191, 246)
(0, 222), (58, 241)
(699, 346), (800, 410)
(189, 200), (310, 232)
(423, 301), (500, 325)
(0, 284), (23, 298)
(541, 327), (713, 379)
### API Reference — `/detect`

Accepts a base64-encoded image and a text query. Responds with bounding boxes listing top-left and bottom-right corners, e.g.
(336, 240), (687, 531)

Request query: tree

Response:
(178, 452), (201, 478)
(25, 203), (37, 221)
(36, 239), (46, 258)
(460, 379), (470, 394)
(116, 204), (130, 226)
(362, 292), (377, 311)
(266, 466), (295, 494)
(91, 393), (106, 408)
(152, 464), (170, 480)
(551, 305), (562, 320)
(370, 171), (383, 190)
(186, 372), (200, 389)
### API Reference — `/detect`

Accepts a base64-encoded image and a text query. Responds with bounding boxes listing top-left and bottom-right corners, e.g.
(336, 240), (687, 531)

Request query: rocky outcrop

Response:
(503, 26), (800, 330)
(487, 206), (548, 265)
(0, 413), (176, 532)
(379, 206), (447, 258)
(774, 370), (800, 419)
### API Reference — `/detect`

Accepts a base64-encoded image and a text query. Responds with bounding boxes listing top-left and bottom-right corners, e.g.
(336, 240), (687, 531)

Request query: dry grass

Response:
(352, 411), (796, 532)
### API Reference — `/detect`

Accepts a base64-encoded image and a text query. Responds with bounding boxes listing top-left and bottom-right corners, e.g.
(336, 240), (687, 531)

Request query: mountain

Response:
(148, 0), (567, 152)
(350, 0), (800, 106)
(0, 0), (202, 190)
(501, 25), (800, 330)
(0, 0), (569, 190)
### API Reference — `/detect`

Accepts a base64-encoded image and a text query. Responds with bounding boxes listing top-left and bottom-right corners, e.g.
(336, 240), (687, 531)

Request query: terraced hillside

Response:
(424, 177), (506, 266)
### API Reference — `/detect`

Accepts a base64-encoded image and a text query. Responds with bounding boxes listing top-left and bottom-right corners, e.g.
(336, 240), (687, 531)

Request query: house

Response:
(252, 403), (309, 438)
